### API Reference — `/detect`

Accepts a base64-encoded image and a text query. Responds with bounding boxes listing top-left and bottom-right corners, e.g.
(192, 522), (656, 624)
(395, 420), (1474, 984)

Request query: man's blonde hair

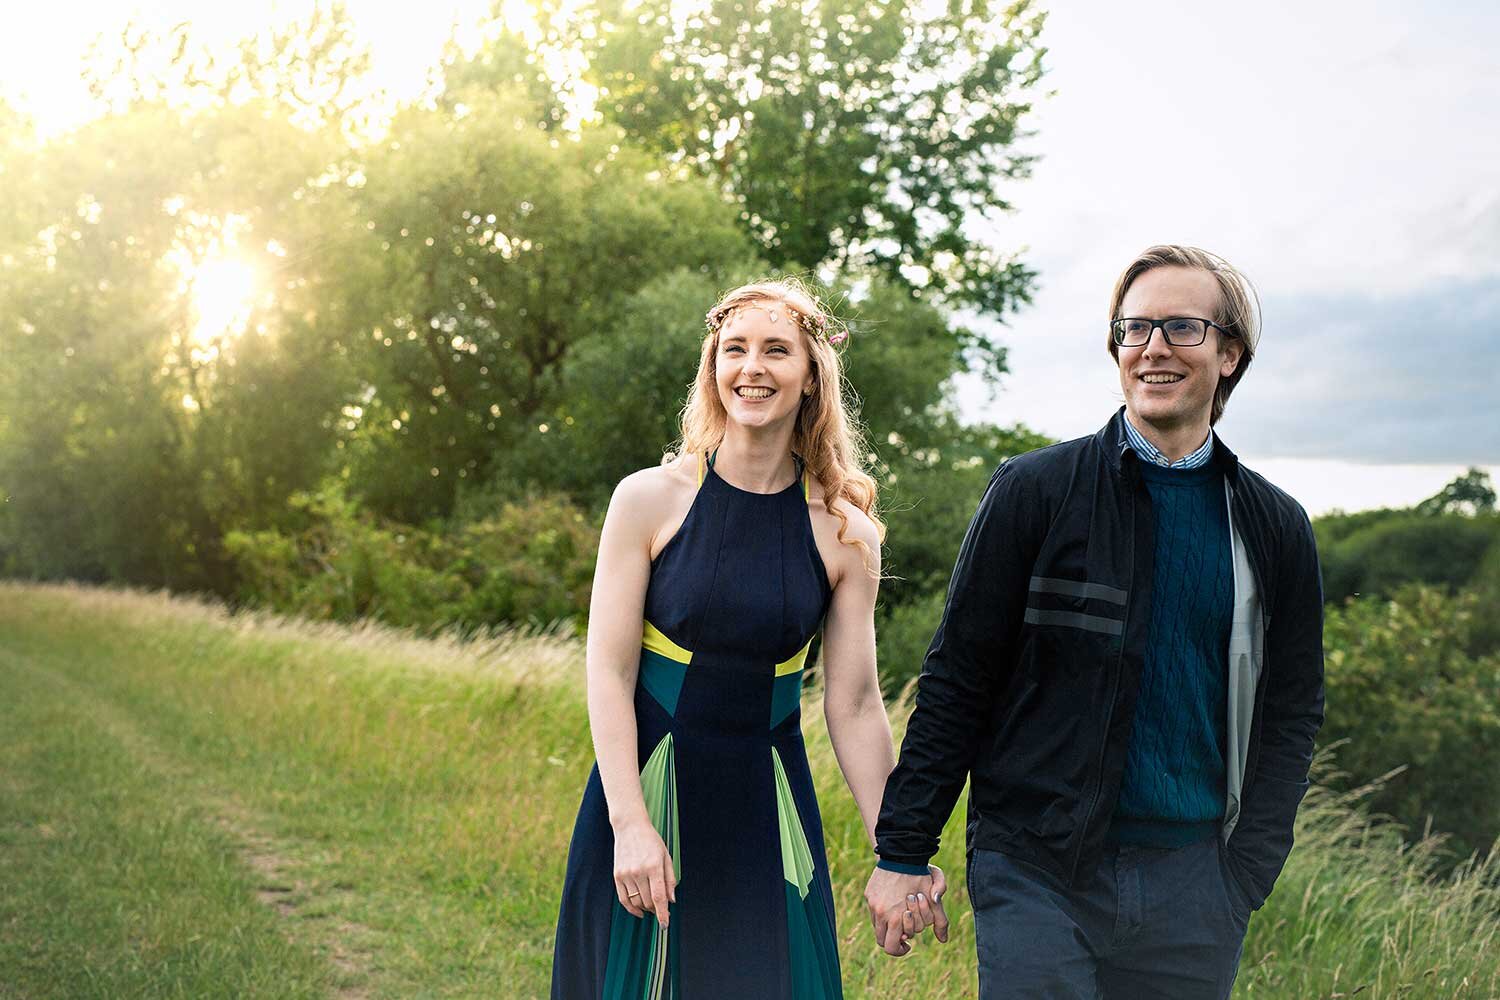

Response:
(1106, 245), (1260, 426)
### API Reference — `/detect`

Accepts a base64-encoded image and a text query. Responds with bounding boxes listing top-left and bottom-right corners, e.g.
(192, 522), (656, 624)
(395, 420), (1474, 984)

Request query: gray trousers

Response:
(968, 837), (1252, 1000)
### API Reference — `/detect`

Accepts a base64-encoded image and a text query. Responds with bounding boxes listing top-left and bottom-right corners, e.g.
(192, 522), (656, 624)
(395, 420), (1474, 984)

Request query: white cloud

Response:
(961, 0), (1500, 499)
(1223, 280), (1500, 463)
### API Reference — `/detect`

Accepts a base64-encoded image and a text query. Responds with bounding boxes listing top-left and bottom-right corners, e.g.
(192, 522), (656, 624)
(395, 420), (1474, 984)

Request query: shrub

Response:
(1317, 511), (1499, 603)
(224, 480), (598, 633)
(1468, 541), (1500, 658)
(875, 589), (946, 697)
(450, 494), (598, 628)
(1321, 585), (1500, 862)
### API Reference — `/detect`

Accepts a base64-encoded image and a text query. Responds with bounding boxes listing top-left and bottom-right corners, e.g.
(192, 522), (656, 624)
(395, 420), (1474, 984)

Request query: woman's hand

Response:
(899, 864), (950, 943)
(865, 862), (949, 956)
(613, 817), (677, 926)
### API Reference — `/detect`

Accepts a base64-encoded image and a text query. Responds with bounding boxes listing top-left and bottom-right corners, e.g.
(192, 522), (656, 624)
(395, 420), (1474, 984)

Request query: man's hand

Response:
(863, 864), (950, 956)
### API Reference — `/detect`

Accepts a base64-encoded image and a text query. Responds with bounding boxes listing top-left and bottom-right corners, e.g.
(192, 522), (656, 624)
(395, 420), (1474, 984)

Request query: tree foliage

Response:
(82, 2), (380, 135)
(1321, 586), (1500, 862)
(339, 85), (755, 522)
(0, 14), (367, 592)
(458, 0), (1047, 316)
(1417, 467), (1497, 517)
(0, 1), (1057, 636)
(1317, 513), (1499, 604)
(1315, 469), (1500, 605)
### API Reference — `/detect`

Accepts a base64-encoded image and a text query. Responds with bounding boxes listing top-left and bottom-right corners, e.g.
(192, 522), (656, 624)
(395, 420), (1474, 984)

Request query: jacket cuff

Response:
(876, 859), (931, 876)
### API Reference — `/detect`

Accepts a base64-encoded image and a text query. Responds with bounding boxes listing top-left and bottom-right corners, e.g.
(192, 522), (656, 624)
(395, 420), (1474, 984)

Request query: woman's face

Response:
(714, 302), (815, 433)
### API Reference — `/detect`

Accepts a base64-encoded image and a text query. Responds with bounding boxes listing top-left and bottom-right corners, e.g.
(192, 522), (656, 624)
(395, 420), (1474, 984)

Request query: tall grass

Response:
(1, 580), (1497, 998)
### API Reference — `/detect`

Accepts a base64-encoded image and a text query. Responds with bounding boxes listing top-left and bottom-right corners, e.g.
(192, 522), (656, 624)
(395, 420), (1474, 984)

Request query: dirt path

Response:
(11, 654), (378, 1000)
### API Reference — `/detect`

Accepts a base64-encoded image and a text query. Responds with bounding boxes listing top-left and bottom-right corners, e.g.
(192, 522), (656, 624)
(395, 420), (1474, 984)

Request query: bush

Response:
(1468, 541), (1500, 658)
(449, 494), (598, 628)
(1321, 585), (1500, 861)
(1317, 511), (1499, 603)
(224, 480), (598, 633)
(875, 589), (946, 697)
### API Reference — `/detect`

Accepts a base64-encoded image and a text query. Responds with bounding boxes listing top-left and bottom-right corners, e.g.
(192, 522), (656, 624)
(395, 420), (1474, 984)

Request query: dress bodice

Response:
(644, 454), (832, 676)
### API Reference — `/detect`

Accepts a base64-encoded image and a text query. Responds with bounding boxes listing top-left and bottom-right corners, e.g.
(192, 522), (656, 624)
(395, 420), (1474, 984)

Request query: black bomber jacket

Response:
(875, 408), (1325, 909)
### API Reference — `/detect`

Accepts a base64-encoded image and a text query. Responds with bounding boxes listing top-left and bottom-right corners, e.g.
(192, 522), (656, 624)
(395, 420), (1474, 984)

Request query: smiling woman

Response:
(549, 277), (910, 999)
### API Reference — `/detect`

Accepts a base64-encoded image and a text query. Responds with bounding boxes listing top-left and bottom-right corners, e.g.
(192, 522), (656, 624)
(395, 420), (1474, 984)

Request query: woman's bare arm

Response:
(585, 468), (680, 924)
(817, 505), (893, 847)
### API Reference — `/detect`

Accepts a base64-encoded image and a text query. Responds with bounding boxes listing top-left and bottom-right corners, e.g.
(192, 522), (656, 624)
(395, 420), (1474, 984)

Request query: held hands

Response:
(863, 864), (950, 957)
(613, 817), (676, 927)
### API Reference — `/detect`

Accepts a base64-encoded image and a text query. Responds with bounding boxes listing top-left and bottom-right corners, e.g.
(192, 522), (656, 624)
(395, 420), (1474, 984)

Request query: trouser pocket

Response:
(1215, 838), (1254, 922)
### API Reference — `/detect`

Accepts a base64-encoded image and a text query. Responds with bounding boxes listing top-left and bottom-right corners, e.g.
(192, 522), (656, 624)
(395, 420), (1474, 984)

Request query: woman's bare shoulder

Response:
(807, 487), (881, 585)
(611, 455), (698, 510)
(826, 497), (881, 548)
(608, 456), (701, 560)
(806, 483), (880, 543)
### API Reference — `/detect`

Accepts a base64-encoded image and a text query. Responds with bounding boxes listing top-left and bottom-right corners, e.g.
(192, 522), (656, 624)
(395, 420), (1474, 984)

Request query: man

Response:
(865, 245), (1325, 998)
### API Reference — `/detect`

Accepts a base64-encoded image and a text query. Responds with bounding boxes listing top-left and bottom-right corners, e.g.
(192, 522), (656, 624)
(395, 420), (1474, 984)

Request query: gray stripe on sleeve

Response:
(1028, 576), (1127, 605)
(1023, 607), (1125, 636)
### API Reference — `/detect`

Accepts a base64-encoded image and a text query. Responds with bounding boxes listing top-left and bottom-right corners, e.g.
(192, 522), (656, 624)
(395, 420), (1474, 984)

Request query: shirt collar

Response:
(1123, 414), (1214, 470)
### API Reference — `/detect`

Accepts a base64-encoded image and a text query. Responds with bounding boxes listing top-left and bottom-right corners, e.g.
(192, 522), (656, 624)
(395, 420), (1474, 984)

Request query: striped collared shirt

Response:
(1123, 416), (1214, 469)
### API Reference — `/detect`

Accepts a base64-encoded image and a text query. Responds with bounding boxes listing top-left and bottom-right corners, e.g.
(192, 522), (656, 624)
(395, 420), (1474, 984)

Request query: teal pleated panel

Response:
(773, 747), (842, 997)
(601, 733), (681, 999)
(639, 649), (688, 717)
(783, 882), (842, 1000)
(769, 669), (803, 729)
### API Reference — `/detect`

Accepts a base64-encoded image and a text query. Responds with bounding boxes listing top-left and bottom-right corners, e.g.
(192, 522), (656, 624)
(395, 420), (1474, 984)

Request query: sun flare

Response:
(189, 257), (257, 345)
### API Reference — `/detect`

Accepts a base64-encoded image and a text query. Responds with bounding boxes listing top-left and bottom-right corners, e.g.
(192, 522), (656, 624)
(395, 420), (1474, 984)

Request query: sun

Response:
(189, 256), (257, 346)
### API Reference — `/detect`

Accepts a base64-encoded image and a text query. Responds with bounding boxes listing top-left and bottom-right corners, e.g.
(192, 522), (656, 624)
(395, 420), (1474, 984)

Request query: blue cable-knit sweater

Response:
(1108, 460), (1234, 847)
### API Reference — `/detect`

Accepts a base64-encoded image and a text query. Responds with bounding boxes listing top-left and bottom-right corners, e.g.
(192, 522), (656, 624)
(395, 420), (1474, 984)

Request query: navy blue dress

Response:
(552, 454), (841, 999)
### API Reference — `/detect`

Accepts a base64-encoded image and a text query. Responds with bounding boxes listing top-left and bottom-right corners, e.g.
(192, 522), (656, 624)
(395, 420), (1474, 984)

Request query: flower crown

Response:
(704, 299), (849, 345)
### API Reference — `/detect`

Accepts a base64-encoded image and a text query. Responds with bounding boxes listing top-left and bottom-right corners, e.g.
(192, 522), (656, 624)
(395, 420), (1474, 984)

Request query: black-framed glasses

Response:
(1110, 317), (1227, 348)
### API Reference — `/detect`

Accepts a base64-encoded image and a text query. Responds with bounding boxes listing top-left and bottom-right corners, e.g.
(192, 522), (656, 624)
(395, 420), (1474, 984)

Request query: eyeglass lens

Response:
(1114, 318), (1208, 346)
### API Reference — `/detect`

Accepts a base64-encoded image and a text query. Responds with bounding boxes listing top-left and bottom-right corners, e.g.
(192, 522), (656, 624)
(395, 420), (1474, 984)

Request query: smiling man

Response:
(865, 245), (1326, 998)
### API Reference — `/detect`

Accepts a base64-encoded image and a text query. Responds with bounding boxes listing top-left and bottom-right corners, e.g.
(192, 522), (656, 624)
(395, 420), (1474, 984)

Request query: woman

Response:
(551, 277), (931, 998)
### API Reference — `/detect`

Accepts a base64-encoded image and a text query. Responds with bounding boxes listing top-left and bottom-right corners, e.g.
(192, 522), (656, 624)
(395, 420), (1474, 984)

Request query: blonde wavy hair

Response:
(673, 276), (884, 572)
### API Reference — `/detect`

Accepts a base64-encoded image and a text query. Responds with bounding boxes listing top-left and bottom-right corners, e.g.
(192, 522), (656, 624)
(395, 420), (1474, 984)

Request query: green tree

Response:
(0, 11), (371, 592)
(521, 262), (756, 508)
(340, 85), (756, 522)
(1317, 513), (1498, 603)
(459, 0), (1047, 316)
(530, 264), (1040, 512)
(1417, 467), (1497, 517)
(1321, 586), (1500, 862)
(82, 2), (378, 136)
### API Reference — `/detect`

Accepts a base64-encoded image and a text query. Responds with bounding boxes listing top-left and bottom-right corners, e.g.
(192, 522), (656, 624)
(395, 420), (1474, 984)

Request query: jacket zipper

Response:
(1067, 465), (1138, 884)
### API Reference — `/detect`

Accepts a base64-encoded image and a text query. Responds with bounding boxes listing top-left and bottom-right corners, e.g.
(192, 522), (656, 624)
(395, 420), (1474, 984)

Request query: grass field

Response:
(2, 580), (1497, 998)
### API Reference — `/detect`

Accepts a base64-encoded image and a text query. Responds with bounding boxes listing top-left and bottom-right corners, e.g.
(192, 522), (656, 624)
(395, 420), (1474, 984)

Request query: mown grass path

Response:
(1, 583), (585, 998)
(3, 582), (1498, 999)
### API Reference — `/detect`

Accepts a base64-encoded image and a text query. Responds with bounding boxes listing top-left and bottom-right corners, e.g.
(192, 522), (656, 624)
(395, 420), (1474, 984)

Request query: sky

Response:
(3, 0), (1496, 514)
(961, 0), (1500, 512)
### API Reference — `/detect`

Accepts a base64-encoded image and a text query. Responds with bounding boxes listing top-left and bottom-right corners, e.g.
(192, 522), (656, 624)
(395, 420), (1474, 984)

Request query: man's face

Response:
(1115, 266), (1244, 434)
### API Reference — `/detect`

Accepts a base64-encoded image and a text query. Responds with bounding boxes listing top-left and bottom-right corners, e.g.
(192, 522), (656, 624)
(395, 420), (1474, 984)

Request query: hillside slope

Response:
(1, 582), (1495, 998)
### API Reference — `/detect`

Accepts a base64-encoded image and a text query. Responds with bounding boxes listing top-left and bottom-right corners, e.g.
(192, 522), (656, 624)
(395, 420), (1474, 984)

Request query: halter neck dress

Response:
(552, 452), (841, 999)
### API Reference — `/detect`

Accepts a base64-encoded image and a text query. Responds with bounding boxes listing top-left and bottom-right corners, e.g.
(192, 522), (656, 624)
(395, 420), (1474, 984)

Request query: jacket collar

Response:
(1101, 407), (1241, 482)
